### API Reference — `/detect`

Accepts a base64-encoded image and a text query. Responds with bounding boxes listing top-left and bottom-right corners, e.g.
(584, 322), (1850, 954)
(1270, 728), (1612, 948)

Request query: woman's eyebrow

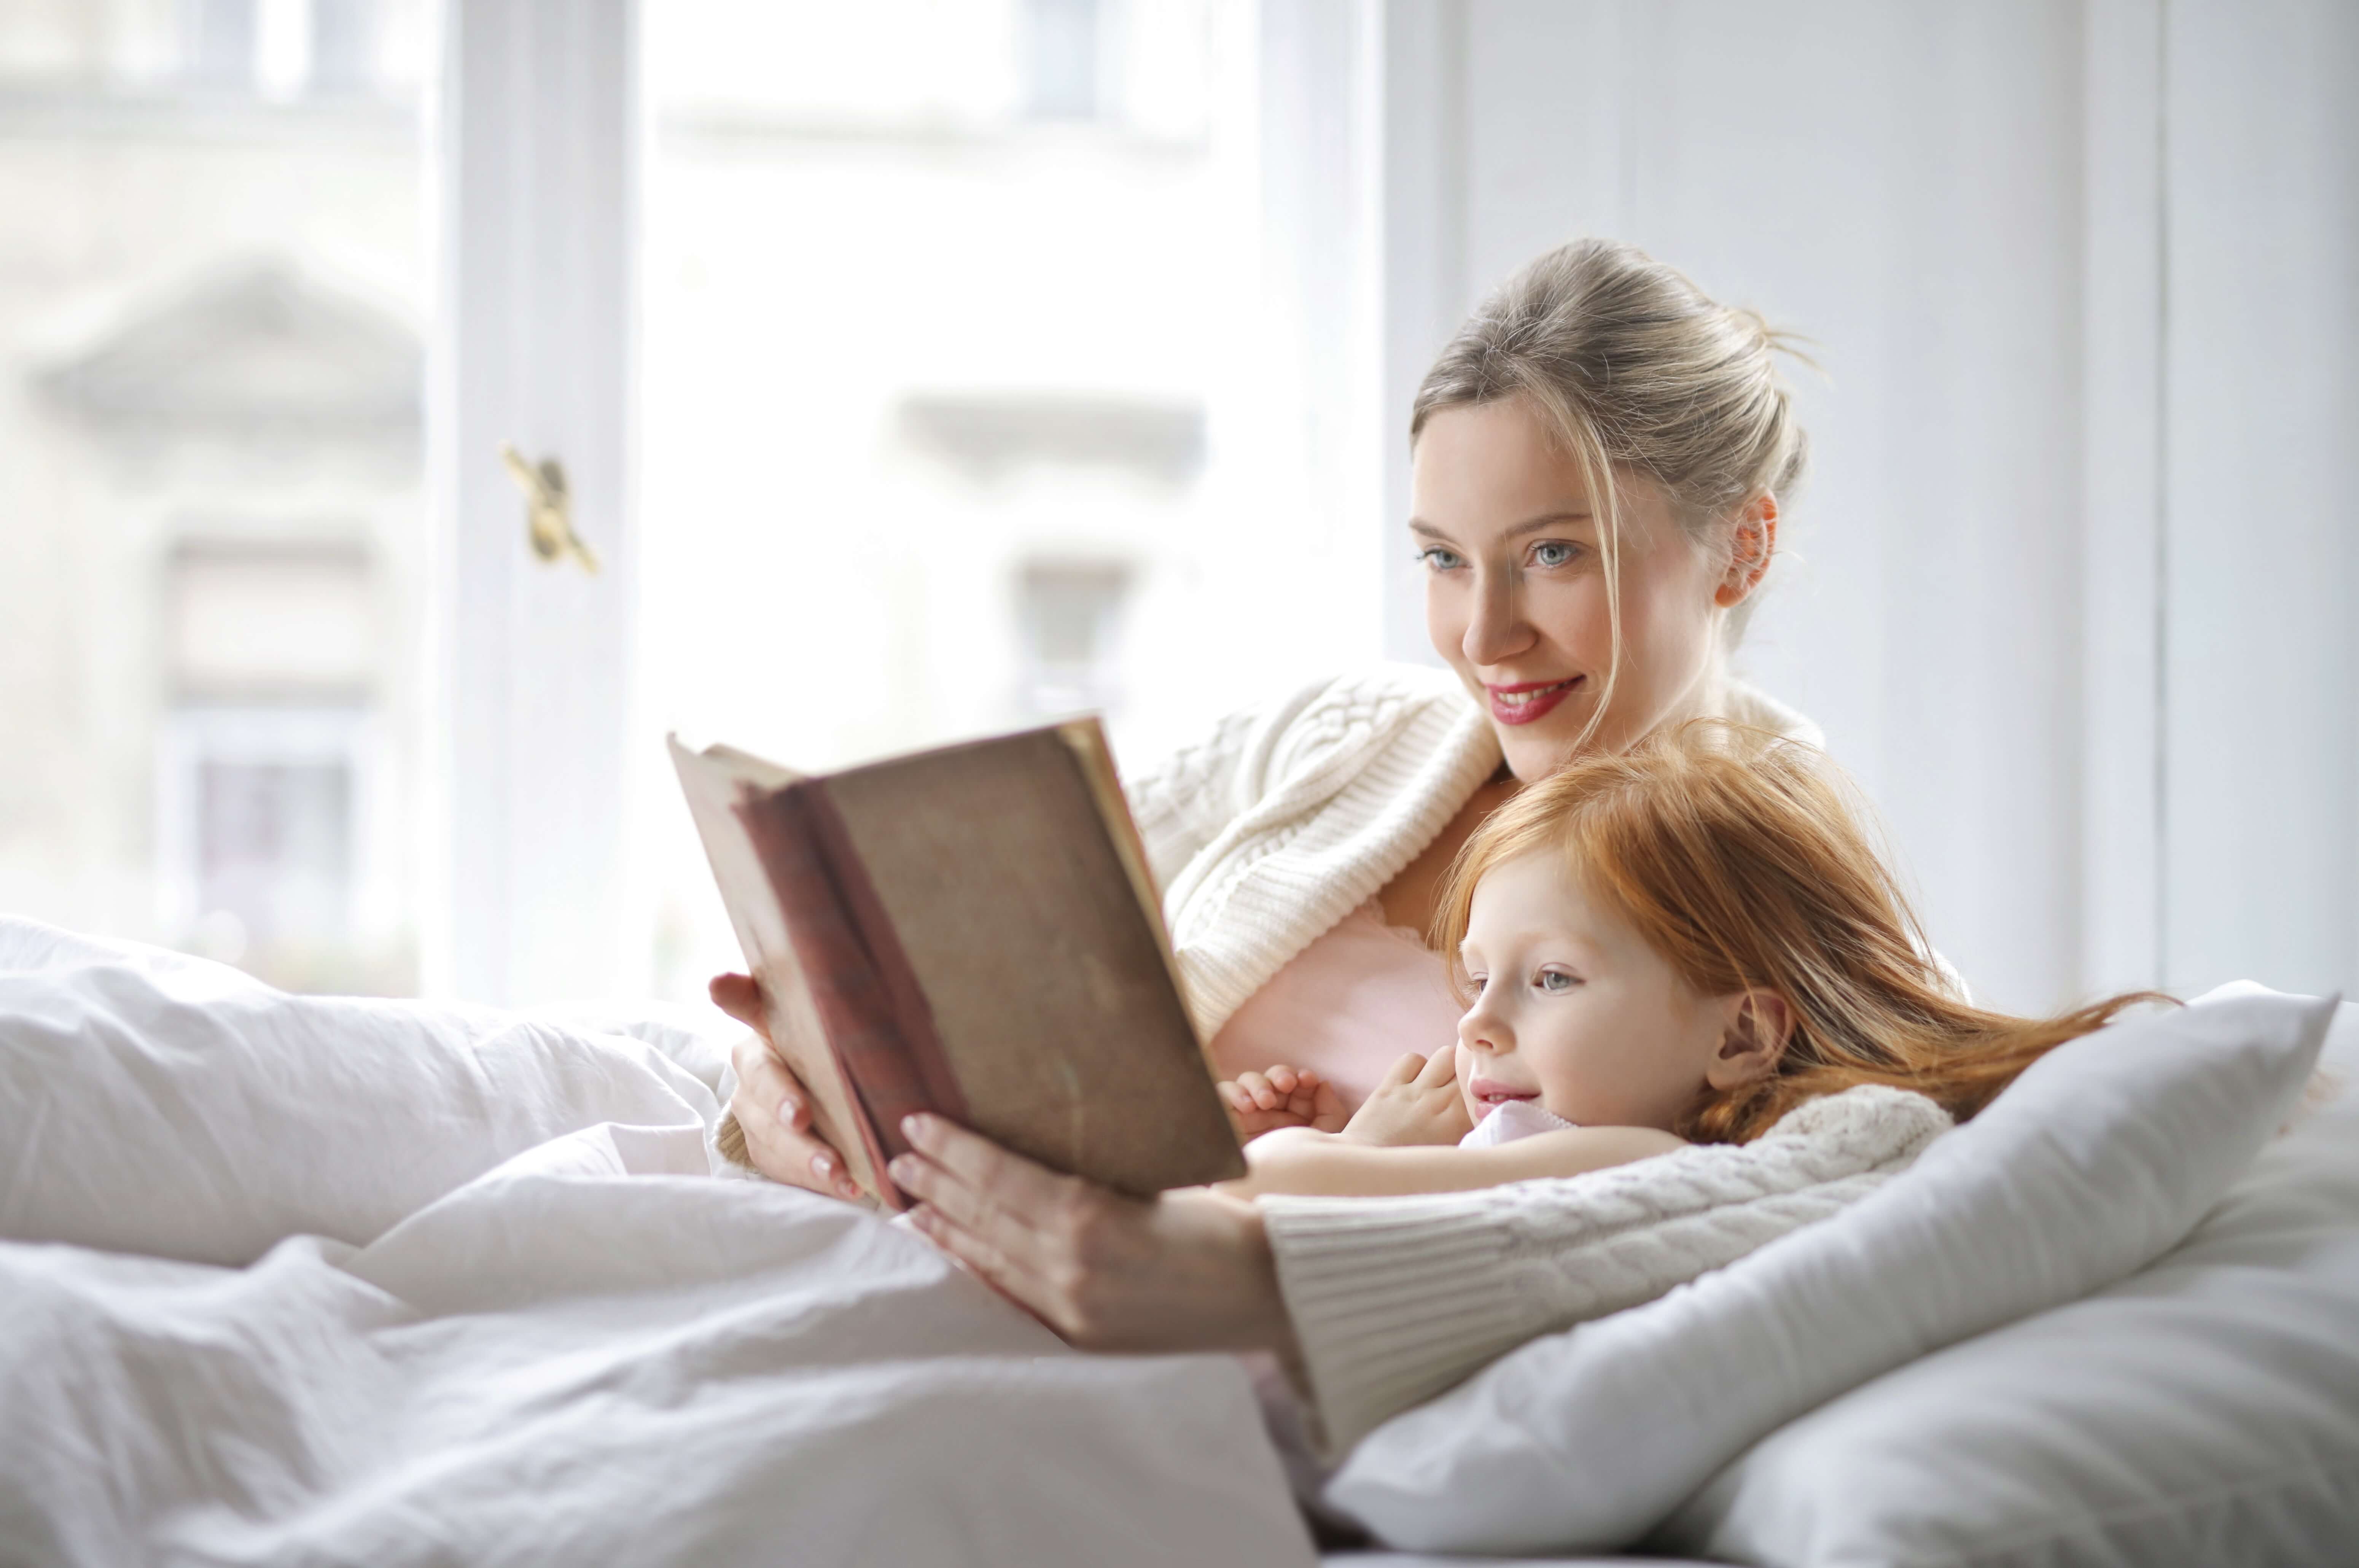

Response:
(1501, 510), (1594, 536)
(1407, 510), (1593, 541)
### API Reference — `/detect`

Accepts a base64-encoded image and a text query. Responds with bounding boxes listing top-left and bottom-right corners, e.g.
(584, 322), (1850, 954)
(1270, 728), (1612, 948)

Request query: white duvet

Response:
(11, 917), (2348, 1568)
(0, 920), (1316, 1568)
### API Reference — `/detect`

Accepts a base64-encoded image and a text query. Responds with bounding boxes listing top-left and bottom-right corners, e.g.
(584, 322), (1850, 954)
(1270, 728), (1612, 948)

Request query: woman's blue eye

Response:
(1532, 541), (1581, 568)
(1416, 546), (1464, 572)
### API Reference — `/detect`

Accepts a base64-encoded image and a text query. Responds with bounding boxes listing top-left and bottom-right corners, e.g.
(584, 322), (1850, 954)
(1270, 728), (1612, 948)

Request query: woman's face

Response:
(1412, 397), (1739, 781)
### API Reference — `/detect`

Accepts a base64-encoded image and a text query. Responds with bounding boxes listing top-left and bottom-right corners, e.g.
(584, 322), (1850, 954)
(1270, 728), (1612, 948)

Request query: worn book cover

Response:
(670, 720), (1245, 1207)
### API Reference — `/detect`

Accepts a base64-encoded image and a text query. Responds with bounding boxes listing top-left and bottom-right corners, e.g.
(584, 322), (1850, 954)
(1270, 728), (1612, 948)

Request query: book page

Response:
(667, 734), (892, 1204)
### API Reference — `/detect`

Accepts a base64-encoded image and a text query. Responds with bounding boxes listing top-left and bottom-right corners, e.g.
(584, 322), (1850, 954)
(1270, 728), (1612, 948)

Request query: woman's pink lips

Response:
(1484, 677), (1580, 727)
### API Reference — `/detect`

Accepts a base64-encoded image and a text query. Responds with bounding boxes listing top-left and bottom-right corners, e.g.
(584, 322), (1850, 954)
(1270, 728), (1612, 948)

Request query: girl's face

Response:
(1454, 850), (1751, 1132)
(1412, 397), (1741, 782)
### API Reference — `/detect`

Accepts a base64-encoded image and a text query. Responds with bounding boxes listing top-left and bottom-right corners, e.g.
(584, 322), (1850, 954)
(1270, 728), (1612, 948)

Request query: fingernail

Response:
(777, 1096), (799, 1123)
(888, 1155), (915, 1183)
(900, 1113), (927, 1143)
(812, 1153), (835, 1179)
(837, 1179), (861, 1199)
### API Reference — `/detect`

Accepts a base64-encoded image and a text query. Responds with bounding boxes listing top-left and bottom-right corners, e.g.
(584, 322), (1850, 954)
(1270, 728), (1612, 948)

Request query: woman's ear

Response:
(1714, 494), (1778, 608)
(1706, 988), (1794, 1090)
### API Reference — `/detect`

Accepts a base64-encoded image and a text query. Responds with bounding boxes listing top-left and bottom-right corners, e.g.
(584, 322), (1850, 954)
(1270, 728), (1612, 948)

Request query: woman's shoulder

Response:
(1124, 664), (1487, 884)
(1722, 677), (1826, 750)
(1148, 663), (1479, 792)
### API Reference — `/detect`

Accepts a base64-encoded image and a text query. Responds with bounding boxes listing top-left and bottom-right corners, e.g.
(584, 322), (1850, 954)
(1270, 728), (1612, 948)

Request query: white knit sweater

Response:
(1128, 663), (1821, 1038)
(1123, 662), (1852, 1450)
(1266, 1086), (1952, 1454)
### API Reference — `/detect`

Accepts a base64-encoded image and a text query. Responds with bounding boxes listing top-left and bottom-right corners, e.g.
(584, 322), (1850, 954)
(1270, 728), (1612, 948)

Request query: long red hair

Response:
(1436, 724), (2168, 1143)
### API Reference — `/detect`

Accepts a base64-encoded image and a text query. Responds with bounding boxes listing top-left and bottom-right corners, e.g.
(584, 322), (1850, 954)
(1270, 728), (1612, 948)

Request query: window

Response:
(0, 2), (428, 992)
(634, 0), (1371, 1000)
(1024, 0), (1104, 121)
(1016, 559), (1133, 717)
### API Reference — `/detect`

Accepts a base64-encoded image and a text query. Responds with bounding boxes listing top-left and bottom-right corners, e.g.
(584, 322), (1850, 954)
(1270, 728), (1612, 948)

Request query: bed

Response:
(3, 914), (2354, 1566)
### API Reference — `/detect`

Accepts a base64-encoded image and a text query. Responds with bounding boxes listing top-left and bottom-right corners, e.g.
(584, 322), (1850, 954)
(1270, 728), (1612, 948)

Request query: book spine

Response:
(737, 781), (969, 1172)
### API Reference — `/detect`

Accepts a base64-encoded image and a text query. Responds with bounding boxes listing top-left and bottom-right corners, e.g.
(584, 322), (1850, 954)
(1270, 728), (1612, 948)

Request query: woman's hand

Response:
(1340, 1050), (1473, 1147)
(709, 972), (863, 1201)
(1217, 1065), (1348, 1140)
(888, 1113), (1301, 1360)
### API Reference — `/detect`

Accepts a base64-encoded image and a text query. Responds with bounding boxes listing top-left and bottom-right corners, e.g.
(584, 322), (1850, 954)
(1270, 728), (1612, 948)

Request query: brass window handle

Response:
(499, 442), (601, 574)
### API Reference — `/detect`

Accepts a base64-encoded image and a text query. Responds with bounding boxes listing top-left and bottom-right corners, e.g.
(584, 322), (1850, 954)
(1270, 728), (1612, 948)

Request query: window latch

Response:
(498, 442), (601, 574)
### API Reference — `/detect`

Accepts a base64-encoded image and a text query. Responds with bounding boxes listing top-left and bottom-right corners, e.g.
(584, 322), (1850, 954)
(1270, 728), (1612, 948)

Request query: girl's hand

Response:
(1217, 1065), (1348, 1140)
(1340, 1050), (1473, 1147)
(888, 1115), (1300, 1359)
(710, 972), (864, 1201)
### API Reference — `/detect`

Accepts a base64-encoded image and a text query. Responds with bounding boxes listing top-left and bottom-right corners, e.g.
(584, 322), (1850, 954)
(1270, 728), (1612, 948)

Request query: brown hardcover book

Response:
(670, 719), (1246, 1207)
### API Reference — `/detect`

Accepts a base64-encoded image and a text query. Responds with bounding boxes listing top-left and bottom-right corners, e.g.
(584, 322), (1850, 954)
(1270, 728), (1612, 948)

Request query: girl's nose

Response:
(1458, 1001), (1511, 1055)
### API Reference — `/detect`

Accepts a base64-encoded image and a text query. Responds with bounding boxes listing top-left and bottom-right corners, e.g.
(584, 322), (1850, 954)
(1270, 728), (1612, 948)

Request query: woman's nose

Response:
(1461, 569), (1533, 668)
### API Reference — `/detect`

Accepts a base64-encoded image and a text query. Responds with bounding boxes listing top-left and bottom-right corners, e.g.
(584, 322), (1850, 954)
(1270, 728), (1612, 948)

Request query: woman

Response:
(715, 237), (1827, 1449)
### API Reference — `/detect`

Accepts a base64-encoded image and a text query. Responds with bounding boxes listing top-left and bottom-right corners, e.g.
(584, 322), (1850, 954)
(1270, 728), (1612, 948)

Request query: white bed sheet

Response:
(0, 919), (1316, 1567)
(9, 916), (2352, 1566)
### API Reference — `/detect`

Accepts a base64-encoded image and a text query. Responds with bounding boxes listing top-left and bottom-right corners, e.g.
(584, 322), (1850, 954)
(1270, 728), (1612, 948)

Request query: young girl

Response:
(1214, 724), (2162, 1197)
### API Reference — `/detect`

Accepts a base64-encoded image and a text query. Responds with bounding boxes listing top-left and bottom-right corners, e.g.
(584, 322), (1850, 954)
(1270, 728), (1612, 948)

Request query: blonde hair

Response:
(1436, 724), (2168, 1143)
(1412, 239), (1810, 750)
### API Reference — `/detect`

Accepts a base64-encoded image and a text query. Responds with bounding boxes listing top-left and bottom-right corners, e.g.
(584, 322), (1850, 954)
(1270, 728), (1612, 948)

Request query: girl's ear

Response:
(1706, 989), (1794, 1090)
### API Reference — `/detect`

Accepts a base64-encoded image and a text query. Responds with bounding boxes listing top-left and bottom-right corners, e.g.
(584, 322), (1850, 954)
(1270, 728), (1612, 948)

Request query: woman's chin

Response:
(1491, 712), (1590, 780)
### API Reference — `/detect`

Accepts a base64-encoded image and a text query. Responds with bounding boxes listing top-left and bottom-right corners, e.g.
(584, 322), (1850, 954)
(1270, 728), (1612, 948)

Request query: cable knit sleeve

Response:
(1258, 1086), (1954, 1453)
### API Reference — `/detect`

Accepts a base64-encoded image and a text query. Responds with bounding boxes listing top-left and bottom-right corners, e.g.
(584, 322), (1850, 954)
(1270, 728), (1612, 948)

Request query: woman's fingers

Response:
(729, 1032), (804, 1129)
(894, 1115), (1071, 1238)
(708, 972), (769, 1037)
(724, 1030), (858, 1199)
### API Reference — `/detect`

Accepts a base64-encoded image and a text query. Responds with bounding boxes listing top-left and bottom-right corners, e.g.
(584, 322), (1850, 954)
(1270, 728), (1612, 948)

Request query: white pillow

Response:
(1653, 989), (2359, 1565)
(0, 916), (725, 1266)
(1322, 986), (2336, 1555)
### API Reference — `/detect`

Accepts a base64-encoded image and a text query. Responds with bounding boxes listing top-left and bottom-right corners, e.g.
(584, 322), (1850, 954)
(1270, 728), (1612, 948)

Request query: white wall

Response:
(2160, 0), (2359, 999)
(1374, 0), (2359, 1013)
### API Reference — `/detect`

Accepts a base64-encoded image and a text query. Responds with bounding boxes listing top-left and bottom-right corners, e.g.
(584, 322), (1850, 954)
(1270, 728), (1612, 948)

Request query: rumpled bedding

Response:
(0, 919), (1316, 1567)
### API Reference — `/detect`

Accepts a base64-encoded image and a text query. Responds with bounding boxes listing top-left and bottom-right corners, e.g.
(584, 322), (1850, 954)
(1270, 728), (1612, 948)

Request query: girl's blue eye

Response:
(1535, 968), (1576, 993)
(1532, 541), (1580, 568)
(1416, 546), (1465, 572)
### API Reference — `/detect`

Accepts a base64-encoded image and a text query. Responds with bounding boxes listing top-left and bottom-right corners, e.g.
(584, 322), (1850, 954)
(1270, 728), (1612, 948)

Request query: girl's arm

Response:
(1218, 1124), (1687, 1198)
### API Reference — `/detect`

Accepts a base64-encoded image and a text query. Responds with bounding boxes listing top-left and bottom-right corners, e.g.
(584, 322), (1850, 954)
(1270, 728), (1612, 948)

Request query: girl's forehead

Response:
(1467, 852), (1618, 949)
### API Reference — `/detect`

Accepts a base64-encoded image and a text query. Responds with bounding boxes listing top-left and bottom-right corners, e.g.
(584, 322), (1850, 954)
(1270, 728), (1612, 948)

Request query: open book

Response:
(670, 719), (1246, 1207)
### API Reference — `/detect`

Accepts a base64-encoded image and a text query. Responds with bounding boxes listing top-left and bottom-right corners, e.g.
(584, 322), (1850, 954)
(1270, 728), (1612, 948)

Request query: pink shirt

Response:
(1205, 897), (1466, 1110)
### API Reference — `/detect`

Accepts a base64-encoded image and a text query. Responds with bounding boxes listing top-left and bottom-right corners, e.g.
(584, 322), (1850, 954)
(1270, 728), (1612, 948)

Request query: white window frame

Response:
(427, 0), (640, 1003)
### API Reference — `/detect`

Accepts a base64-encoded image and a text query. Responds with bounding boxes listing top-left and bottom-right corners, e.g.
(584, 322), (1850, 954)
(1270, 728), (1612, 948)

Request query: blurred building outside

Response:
(0, 0), (1374, 1002)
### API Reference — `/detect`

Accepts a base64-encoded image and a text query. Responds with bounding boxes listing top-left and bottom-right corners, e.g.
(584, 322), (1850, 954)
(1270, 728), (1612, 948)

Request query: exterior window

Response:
(1017, 560), (1131, 718)
(186, 0), (260, 88)
(1024, 0), (1104, 121)
(196, 753), (354, 953)
(155, 541), (398, 989)
(310, 0), (379, 96)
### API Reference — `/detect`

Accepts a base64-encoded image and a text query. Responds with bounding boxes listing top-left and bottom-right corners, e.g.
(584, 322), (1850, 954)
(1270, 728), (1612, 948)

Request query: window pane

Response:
(0, 0), (429, 993)
(637, 0), (1373, 1000)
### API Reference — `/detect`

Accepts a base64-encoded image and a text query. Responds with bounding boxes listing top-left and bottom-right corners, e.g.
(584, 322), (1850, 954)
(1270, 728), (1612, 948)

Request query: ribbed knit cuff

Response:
(1260, 1190), (1540, 1455)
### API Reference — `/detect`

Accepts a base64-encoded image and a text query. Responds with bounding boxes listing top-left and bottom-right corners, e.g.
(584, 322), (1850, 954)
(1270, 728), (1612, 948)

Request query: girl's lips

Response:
(1467, 1077), (1539, 1106)
(1484, 677), (1581, 727)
